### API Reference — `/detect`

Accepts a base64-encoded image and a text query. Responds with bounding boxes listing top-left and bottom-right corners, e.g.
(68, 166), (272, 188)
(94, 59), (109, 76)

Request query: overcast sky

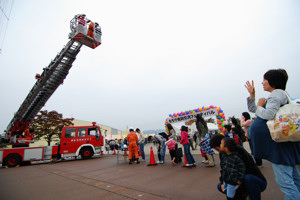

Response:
(1, 0), (300, 132)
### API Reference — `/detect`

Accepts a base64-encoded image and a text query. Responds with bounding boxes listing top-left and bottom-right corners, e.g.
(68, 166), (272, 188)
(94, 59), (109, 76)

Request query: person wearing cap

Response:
(127, 128), (139, 164)
(136, 128), (146, 161)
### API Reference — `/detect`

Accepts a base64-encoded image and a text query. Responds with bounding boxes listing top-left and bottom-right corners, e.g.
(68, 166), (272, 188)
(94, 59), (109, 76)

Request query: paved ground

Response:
(0, 143), (289, 200)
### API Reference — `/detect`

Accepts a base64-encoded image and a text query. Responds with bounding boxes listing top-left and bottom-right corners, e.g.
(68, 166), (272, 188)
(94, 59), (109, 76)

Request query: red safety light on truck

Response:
(0, 14), (103, 167)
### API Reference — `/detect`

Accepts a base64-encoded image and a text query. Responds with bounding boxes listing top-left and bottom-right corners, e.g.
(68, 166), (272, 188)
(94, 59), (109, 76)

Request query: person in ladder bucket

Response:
(127, 128), (139, 164)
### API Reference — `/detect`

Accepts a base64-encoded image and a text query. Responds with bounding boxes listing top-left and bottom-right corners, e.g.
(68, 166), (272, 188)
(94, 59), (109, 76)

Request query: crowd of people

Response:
(117, 69), (300, 199)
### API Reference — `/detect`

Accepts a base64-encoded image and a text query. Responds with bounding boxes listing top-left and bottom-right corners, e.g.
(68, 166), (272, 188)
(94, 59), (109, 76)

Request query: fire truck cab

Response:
(59, 123), (103, 159)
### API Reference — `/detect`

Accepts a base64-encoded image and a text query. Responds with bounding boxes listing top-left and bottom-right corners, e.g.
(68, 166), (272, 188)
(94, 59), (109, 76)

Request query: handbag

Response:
(267, 91), (300, 142)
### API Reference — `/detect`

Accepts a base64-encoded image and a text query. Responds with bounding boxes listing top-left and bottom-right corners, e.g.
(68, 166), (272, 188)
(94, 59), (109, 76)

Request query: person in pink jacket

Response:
(240, 112), (252, 140)
(180, 125), (195, 168)
(166, 137), (178, 166)
(241, 111), (263, 167)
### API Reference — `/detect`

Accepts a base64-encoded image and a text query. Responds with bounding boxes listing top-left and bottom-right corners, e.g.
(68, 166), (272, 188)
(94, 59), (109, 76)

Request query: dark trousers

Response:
(169, 149), (179, 163)
(183, 143), (195, 164)
(217, 174), (267, 200)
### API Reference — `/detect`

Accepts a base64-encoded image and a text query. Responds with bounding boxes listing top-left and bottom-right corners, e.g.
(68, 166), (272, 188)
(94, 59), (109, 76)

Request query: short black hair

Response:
(222, 137), (239, 152)
(181, 125), (188, 132)
(136, 128), (140, 132)
(224, 125), (231, 132)
(263, 68), (288, 90)
(210, 134), (224, 148)
(148, 136), (153, 141)
(242, 112), (251, 121)
(231, 127), (238, 133)
(129, 129), (134, 132)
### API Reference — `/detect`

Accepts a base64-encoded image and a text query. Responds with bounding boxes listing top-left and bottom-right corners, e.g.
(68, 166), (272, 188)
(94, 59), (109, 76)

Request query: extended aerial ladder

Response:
(3, 14), (102, 147)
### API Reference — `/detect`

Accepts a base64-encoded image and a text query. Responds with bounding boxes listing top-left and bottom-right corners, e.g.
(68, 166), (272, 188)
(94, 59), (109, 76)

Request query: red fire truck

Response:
(0, 14), (103, 167)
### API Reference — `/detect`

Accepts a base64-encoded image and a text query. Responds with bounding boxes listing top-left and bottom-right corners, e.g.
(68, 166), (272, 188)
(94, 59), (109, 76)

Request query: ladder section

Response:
(7, 40), (83, 135)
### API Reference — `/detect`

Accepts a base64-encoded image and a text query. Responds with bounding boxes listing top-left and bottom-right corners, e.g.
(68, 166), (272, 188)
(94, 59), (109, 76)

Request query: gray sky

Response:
(1, 0), (300, 132)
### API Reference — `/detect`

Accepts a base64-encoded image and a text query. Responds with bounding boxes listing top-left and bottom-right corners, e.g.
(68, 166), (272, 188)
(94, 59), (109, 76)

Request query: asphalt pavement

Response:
(0, 142), (288, 200)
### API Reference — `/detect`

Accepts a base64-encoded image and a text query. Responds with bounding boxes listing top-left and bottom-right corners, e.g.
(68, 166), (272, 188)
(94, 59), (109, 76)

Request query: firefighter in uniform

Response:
(127, 128), (139, 164)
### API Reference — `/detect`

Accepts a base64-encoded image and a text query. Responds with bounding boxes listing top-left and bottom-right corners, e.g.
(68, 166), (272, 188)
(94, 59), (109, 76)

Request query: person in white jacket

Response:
(136, 128), (145, 161)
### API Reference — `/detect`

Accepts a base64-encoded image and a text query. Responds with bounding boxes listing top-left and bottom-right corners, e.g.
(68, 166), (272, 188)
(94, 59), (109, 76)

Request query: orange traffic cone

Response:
(138, 147), (142, 156)
(100, 151), (103, 155)
(182, 153), (192, 168)
(113, 147), (116, 155)
(147, 146), (158, 166)
(184, 153), (188, 165)
(124, 149), (128, 156)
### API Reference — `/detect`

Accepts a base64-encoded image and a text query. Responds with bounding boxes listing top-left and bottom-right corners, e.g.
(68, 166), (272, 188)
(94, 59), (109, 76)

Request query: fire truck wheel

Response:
(4, 154), (21, 167)
(80, 147), (94, 159)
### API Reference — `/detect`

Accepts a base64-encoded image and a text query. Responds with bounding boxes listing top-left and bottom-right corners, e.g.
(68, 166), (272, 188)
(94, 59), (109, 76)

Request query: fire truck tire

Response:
(4, 153), (21, 167)
(80, 147), (94, 159)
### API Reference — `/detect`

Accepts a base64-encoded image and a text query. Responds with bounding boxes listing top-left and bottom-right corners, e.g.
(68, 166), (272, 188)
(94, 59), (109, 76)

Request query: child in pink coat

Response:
(166, 138), (178, 166)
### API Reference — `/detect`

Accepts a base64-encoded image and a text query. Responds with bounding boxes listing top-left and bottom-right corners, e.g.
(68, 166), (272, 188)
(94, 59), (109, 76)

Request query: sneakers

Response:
(159, 161), (164, 164)
(202, 159), (209, 164)
(182, 164), (193, 168)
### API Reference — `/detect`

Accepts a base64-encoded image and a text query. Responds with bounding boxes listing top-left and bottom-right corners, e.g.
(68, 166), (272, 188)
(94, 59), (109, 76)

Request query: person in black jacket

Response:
(210, 134), (267, 200)
(220, 137), (246, 200)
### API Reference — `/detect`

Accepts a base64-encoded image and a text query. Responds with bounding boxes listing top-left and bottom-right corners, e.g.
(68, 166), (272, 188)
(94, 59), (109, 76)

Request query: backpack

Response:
(159, 132), (169, 140)
(233, 134), (243, 146)
(240, 129), (247, 142)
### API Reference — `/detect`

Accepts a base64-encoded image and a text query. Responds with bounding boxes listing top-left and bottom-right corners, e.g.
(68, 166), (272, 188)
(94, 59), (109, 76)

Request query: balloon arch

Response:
(165, 105), (226, 134)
